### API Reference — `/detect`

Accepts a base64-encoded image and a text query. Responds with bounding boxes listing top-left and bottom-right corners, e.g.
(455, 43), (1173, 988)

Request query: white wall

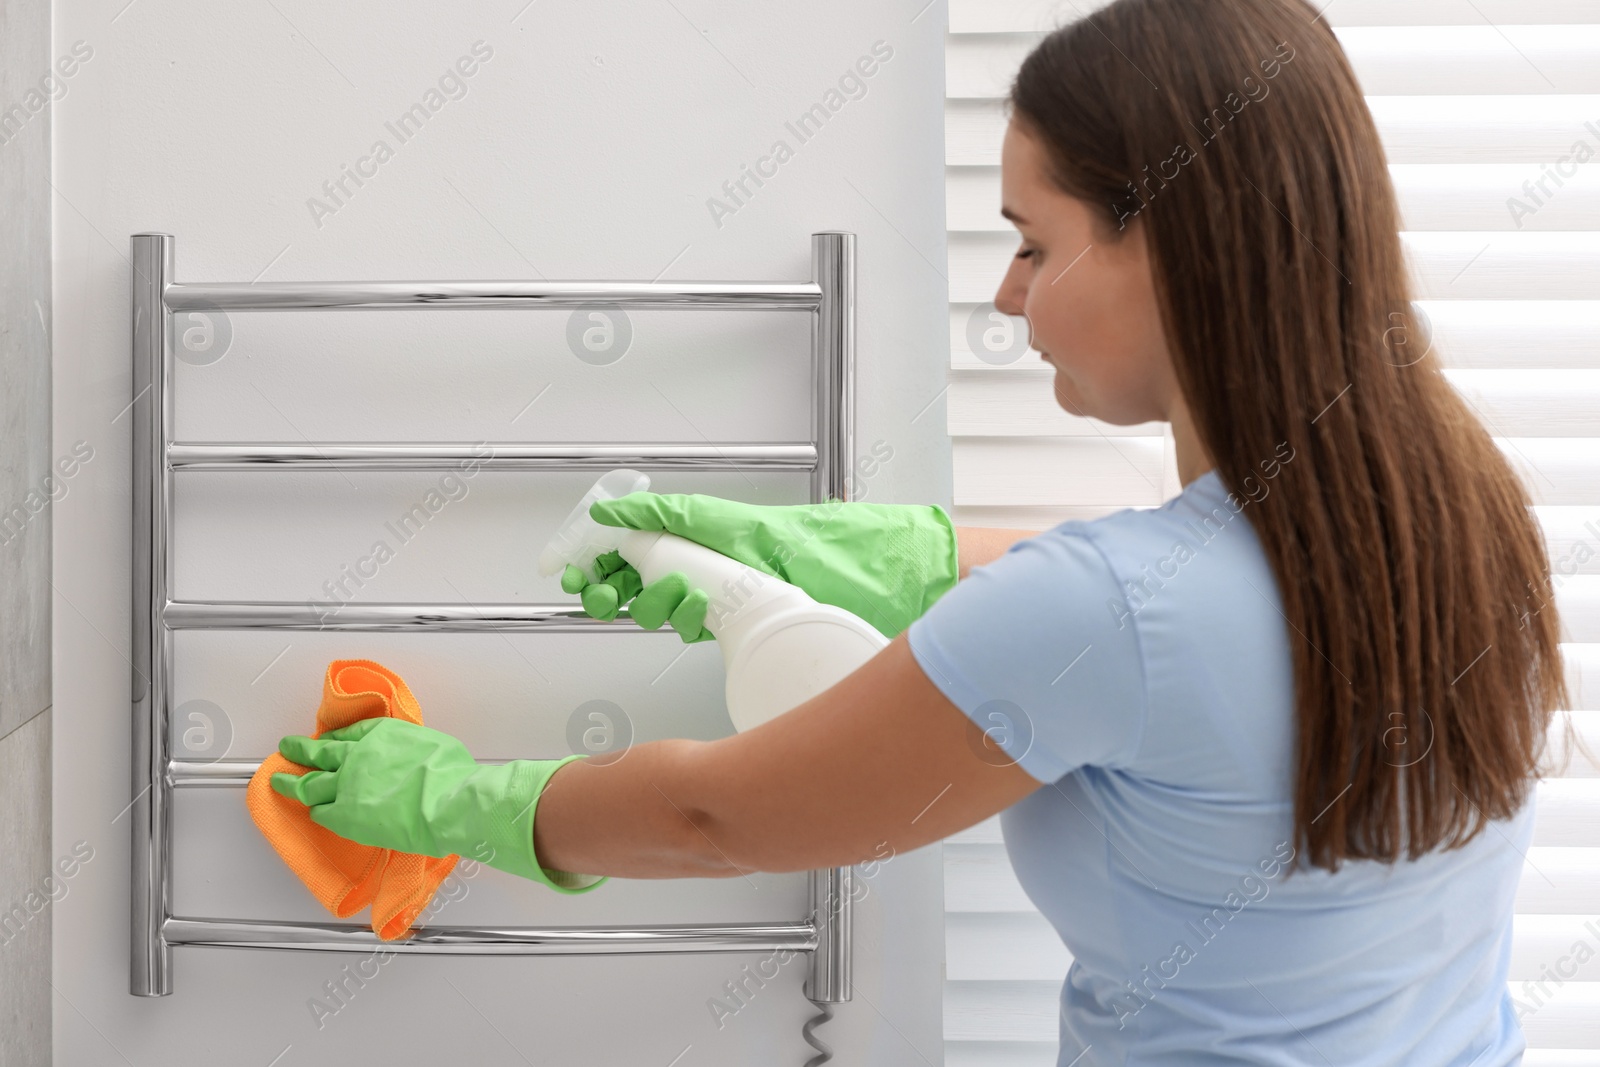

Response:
(52, 3), (952, 1064)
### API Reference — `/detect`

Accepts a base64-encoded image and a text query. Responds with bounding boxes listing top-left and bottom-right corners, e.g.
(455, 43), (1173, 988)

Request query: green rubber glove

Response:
(561, 493), (960, 643)
(269, 718), (605, 894)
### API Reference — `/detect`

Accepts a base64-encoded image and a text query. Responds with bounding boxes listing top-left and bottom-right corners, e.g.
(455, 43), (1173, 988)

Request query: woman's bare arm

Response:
(530, 631), (1042, 879)
(956, 525), (1041, 578)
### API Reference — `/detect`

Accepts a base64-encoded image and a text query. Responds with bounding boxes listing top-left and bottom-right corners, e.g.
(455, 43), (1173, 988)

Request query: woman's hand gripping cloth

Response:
(246, 659), (462, 941)
(252, 659), (607, 941)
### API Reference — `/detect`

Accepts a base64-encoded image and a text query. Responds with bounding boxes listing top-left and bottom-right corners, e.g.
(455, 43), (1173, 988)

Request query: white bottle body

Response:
(613, 528), (888, 733)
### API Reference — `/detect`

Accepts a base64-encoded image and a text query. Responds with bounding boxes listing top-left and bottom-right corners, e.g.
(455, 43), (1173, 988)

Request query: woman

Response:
(271, 0), (1569, 1061)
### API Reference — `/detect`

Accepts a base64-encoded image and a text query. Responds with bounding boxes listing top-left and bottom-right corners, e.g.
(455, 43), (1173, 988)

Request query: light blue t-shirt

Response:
(906, 468), (1532, 1066)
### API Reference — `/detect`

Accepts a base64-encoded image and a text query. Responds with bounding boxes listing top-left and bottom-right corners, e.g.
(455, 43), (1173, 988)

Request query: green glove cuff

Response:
(469, 754), (608, 894)
(922, 503), (961, 612)
(852, 501), (961, 633)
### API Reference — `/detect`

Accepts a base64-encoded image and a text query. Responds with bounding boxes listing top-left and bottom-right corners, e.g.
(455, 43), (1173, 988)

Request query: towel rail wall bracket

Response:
(130, 232), (859, 1000)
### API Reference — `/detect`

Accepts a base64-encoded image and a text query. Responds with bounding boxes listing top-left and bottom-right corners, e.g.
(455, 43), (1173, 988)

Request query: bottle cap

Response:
(537, 469), (653, 583)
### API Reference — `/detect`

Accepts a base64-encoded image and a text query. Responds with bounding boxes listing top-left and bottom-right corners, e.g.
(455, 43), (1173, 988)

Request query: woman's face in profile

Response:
(992, 119), (1178, 428)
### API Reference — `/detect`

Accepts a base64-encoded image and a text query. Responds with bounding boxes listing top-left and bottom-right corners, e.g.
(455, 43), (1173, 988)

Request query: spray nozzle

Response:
(537, 468), (653, 583)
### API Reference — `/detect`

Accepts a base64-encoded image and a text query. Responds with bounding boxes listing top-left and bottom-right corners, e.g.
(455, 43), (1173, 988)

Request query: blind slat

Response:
(947, 911), (1600, 984)
(946, 96), (1600, 166)
(949, 0), (1600, 32)
(946, 231), (1600, 303)
(951, 437), (1600, 509)
(944, 979), (1600, 1046)
(948, 844), (1600, 915)
(945, 1046), (1600, 1067)
(946, 366), (1600, 438)
(947, 164), (1600, 232)
(947, 27), (1600, 98)
(949, 302), (1600, 370)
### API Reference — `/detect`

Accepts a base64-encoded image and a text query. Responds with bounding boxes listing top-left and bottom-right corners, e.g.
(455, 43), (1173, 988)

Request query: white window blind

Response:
(941, 2), (1600, 1063)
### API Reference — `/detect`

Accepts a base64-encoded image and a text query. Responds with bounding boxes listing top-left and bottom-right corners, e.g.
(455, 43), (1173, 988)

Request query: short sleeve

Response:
(904, 527), (1147, 783)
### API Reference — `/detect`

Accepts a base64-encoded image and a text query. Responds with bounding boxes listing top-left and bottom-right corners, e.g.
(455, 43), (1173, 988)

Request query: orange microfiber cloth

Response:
(246, 658), (459, 941)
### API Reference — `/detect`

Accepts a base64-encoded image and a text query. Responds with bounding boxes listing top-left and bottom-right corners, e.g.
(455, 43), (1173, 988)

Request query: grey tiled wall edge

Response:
(0, 0), (54, 1061)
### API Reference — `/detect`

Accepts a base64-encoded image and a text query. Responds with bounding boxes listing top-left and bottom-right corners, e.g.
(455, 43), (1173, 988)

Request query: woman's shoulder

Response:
(906, 469), (1293, 782)
(1048, 468), (1278, 609)
(1058, 470), (1296, 783)
(1051, 467), (1255, 547)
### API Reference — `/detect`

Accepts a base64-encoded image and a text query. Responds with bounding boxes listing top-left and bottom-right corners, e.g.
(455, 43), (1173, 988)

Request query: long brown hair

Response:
(1008, 0), (1570, 870)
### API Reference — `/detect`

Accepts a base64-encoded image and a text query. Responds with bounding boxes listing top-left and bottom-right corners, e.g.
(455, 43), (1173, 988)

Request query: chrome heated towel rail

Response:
(130, 231), (858, 999)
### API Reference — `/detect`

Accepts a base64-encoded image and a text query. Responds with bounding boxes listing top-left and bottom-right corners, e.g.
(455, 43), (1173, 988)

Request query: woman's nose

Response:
(993, 262), (1027, 318)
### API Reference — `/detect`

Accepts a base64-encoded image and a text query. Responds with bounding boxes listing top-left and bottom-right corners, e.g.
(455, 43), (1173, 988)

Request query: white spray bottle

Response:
(537, 469), (888, 734)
